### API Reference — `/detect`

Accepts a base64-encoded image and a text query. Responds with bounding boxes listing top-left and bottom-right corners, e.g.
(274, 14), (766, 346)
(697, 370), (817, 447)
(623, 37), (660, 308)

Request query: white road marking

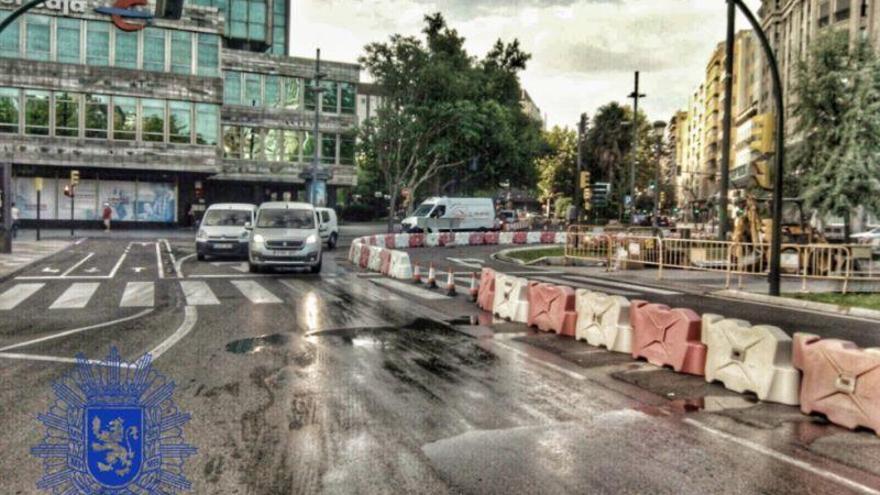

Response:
(149, 306), (198, 359)
(0, 308), (154, 352)
(683, 418), (880, 495)
(179, 281), (220, 306)
(120, 282), (155, 308)
(132, 266), (145, 273)
(560, 275), (682, 296)
(232, 280), (282, 304)
(232, 262), (249, 273)
(187, 273), (272, 279)
(41, 267), (60, 274)
(491, 339), (586, 381)
(49, 283), (100, 309)
(325, 277), (404, 303)
(282, 279), (344, 303)
(174, 253), (194, 279)
(0, 283), (45, 310)
(369, 277), (450, 300)
(83, 267), (101, 274)
(447, 257), (484, 269)
(155, 242), (164, 279)
(61, 252), (94, 276)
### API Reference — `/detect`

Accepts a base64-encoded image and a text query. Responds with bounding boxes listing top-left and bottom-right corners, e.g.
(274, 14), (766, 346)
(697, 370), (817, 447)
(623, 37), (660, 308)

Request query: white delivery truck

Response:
(401, 197), (495, 233)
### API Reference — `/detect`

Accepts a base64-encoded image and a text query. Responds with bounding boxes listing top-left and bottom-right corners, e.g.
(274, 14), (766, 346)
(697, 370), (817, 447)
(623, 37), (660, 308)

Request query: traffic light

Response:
(70, 170), (79, 186)
(155, 0), (185, 20)
(63, 184), (74, 198)
(659, 191), (666, 207)
(753, 160), (772, 190)
(579, 171), (590, 190)
(750, 113), (775, 154)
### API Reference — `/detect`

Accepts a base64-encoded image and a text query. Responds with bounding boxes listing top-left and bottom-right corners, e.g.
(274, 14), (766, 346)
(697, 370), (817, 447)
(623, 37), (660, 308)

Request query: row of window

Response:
(223, 71), (356, 114)
(0, 88), (219, 145)
(190, 0), (287, 55)
(222, 125), (355, 165)
(0, 13), (220, 77)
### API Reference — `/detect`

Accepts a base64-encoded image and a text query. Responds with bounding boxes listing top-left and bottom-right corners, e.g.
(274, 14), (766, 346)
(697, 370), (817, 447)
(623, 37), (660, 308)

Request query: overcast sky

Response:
(289, 0), (762, 128)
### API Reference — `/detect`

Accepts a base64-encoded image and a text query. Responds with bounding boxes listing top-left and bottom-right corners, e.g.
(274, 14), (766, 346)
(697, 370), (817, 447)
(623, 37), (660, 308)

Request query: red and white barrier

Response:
(631, 300), (707, 376)
(527, 282), (578, 337)
(575, 289), (632, 353)
(476, 268), (496, 311)
(493, 273), (530, 323)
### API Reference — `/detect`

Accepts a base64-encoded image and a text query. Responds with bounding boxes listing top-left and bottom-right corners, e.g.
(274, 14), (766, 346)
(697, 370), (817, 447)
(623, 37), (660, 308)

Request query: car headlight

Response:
(306, 234), (319, 244)
(196, 229), (207, 240)
(239, 231), (250, 240)
(252, 234), (265, 244)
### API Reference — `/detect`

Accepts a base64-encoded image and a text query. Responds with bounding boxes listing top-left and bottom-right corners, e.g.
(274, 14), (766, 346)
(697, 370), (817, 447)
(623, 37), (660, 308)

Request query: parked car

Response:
(195, 203), (257, 261)
(401, 197), (495, 232)
(247, 202), (322, 274)
(852, 227), (880, 253)
(316, 207), (339, 249)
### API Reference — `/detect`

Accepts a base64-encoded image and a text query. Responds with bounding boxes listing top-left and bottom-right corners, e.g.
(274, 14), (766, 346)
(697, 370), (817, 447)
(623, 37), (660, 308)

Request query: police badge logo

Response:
(32, 348), (197, 494)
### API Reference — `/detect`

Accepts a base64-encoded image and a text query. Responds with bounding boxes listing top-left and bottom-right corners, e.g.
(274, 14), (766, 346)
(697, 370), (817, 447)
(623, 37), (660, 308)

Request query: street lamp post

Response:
(719, 0), (735, 241)
(627, 71), (646, 225)
(307, 48), (327, 206)
(728, 0), (785, 296)
(652, 120), (667, 233)
(575, 113), (587, 222)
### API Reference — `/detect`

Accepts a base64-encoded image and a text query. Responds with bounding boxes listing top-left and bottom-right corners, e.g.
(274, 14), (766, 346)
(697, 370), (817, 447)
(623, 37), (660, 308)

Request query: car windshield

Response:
(412, 204), (435, 217)
(201, 209), (251, 227)
(256, 209), (315, 229)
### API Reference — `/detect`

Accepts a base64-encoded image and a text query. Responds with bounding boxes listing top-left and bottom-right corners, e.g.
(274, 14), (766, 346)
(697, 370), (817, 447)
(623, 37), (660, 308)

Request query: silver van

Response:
(247, 202), (322, 273)
(195, 203), (257, 260)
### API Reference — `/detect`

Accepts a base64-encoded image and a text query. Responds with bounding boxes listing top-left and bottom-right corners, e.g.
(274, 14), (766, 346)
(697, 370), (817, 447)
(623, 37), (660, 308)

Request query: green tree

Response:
(536, 126), (577, 206)
(792, 30), (880, 241)
(357, 13), (543, 230)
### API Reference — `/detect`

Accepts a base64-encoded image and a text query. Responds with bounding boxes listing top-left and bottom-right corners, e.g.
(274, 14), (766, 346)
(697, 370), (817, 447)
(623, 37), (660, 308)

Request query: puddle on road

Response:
(226, 334), (291, 354)
(637, 394), (760, 417)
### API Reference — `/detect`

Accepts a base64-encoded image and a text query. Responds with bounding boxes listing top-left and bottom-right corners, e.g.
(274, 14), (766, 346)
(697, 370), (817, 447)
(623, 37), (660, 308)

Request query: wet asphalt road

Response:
(0, 235), (879, 494)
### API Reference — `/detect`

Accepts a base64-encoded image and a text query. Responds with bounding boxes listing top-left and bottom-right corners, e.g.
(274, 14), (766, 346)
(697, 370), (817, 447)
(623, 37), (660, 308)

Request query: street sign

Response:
(591, 182), (611, 208)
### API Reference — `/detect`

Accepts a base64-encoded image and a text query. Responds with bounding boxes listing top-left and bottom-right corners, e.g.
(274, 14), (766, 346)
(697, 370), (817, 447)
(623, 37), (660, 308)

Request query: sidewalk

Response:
(11, 228), (196, 242)
(0, 238), (75, 280)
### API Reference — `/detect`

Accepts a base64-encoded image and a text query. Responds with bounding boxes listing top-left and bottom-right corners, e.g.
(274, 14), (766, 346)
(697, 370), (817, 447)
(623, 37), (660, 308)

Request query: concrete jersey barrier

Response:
(575, 289), (633, 354)
(702, 314), (800, 405)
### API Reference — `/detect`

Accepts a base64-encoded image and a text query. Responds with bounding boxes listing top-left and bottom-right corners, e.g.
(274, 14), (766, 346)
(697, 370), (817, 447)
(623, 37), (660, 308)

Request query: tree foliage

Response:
(357, 13), (543, 229)
(792, 30), (880, 240)
(536, 126), (577, 203)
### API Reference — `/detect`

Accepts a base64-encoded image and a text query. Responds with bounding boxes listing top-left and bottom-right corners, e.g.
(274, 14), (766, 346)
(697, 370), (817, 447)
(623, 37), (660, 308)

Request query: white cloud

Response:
(289, 0), (763, 128)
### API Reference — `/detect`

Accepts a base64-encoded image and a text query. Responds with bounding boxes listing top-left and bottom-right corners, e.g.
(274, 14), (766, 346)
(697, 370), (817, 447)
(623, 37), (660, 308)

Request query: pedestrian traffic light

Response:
(750, 113), (775, 154)
(70, 170), (79, 186)
(63, 184), (74, 198)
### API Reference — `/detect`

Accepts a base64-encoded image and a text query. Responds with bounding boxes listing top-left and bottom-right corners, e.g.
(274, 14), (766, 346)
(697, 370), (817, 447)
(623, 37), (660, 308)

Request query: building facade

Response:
(0, 0), (359, 227)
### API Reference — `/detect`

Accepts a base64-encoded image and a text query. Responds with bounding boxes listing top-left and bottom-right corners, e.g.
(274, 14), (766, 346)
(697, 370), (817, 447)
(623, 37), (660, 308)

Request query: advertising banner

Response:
(136, 182), (177, 223)
(98, 181), (137, 222)
(14, 177), (58, 220)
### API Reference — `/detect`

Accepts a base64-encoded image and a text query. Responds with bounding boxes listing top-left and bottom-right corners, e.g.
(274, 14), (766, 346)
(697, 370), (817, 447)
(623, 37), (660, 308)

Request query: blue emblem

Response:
(32, 348), (197, 494)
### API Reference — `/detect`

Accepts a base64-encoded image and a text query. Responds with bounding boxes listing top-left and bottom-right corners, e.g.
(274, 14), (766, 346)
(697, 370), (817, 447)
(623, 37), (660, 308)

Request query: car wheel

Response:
(310, 257), (323, 274)
(197, 253), (206, 261)
(249, 263), (261, 273)
(328, 233), (338, 250)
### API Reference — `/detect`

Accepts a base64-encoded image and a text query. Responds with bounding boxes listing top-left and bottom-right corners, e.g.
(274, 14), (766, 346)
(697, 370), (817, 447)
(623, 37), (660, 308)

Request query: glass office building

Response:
(0, 0), (359, 226)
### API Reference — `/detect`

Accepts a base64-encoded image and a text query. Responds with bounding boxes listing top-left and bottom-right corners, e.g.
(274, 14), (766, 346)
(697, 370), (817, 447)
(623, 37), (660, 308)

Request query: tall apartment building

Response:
(0, 0), (360, 227)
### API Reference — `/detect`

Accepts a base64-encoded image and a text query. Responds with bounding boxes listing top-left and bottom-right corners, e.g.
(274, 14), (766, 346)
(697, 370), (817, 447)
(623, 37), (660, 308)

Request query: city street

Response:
(1, 234), (880, 494)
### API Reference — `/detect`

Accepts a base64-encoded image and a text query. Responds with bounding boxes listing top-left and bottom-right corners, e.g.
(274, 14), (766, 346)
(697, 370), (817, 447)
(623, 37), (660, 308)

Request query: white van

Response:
(316, 207), (339, 249)
(401, 197), (495, 233)
(195, 203), (257, 260)
(246, 202), (322, 274)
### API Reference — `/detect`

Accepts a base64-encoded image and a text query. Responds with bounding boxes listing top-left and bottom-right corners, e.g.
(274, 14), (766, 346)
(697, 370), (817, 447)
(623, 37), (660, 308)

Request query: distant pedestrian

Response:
(11, 202), (20, 238)
(102, 203), (112, 232)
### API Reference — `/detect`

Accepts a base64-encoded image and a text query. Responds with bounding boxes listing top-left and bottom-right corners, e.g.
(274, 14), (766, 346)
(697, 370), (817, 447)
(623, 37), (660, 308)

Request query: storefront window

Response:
(114, 30), (138, 69)
(142, 99), (165, 142)
(112, 96), (136, 141)
(86, 21), (110, 66)
(340, 83), (356, 114)
(85, 94), (109, 139)
(0, 12), (20, 55)
(223, 125), (241, 159)
(197, 34), (219, 77)
(322, 81), (338, 113)
(25, 15), (51, 61)
(264, 75), (280, 108)
(55, 92), (80, 137)
(264, 129), (280, 160)
(321, 133), (336, 164)
(242, 127), (263, 160)
(0, 88), (20, 134)
(170, 31), (192, 74)
(56, 19), (81, 64)
(224, 71), (242, 104)
(25, 90), (50, 135)
(143, 28), (166, 72)
(283, 130), (300, 162)
(284, 77), (301, 109)
(169, 101), (192, 143)
(195, 104), (218, 145)
(244, 73), (261, 106)
(339, 133), (356, 165)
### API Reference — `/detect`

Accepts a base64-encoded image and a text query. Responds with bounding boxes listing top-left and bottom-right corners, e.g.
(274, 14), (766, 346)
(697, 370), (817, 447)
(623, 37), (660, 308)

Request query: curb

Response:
(493, 246), (581, 267)
(713, 289), (880, 321)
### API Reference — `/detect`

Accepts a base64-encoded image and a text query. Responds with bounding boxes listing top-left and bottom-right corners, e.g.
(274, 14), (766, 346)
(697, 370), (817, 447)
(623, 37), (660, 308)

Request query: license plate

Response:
(214, 243), (234, 249)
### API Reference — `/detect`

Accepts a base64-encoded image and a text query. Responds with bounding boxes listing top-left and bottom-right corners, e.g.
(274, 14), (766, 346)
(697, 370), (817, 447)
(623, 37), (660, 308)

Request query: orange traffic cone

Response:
(426, 263), (437, 289)
(413, 263), (422, 284)
(446, 268), (457, 297)
(469, 272), (479, 302)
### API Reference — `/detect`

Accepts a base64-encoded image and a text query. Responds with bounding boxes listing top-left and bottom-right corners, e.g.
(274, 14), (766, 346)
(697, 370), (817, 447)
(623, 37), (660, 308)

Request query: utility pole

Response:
(628, 71), (646, 224)
(719, 0), (736, 240)
(575, 112), (588, 222)
(652, 121), (667, 233)
(307, 48), (326, 205)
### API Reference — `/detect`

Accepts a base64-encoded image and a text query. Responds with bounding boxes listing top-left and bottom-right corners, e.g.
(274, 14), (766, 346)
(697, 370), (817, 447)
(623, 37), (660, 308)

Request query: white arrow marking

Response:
(132, 267), (145, 273)
(84, 267), (100, 274)
(41, 267), (60, 273)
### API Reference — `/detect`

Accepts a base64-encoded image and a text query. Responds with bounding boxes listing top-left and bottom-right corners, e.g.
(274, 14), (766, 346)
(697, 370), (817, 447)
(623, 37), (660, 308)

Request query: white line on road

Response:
(175, 253), (195, 279)
(156, 242), (164, 279)
(49, 283), (100, 309)
(187, 273), (272, 279)
(683, 418), (880, 495)
(61, 252), (94, 276)
(106, 246), (130, 279)
(149, 306), (198, 359)
(232, 280), (282, 304)
(560, 275), (682, 296)
(283, 278), (345, 303)
(0, 283), (45, 310)
(179, 281), (220, 305)
(163, 239), (183, 278)
(491, 339), (586, 381)
(120, 282), (155, 308)
(369, 277), (450, 300)
(0, 308), (154, 352)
